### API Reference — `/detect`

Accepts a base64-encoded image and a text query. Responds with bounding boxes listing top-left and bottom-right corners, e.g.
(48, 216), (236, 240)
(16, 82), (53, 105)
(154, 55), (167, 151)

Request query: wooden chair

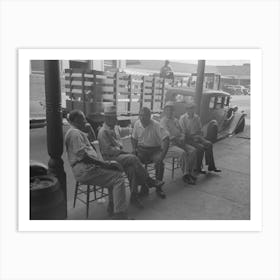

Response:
(73, 182), (113, 218)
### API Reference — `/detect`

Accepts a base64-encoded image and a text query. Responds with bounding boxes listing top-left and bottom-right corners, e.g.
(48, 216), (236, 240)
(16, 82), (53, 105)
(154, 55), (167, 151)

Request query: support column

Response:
(195, 60), (205, 116)
(44, 60), (67, 219)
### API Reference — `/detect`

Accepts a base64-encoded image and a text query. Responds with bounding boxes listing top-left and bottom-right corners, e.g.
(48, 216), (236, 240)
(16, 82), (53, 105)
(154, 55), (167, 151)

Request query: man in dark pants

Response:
(97, 106), (164, 209)
(179, 103), (221, 173)
(131, 107), (170, 199)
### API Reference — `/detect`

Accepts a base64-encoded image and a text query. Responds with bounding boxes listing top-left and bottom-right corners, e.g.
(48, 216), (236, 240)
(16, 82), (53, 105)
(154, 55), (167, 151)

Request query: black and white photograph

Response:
(28, 57), (251, 221)
(2, 1), (280, 279)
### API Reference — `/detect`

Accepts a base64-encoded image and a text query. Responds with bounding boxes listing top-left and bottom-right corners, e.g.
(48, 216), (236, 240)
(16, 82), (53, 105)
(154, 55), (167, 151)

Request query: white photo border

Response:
(19, 48), (261, 232)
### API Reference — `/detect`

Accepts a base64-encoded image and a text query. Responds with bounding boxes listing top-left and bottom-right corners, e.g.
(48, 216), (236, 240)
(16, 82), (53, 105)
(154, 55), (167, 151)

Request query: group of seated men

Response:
(65, 102), (221, 219)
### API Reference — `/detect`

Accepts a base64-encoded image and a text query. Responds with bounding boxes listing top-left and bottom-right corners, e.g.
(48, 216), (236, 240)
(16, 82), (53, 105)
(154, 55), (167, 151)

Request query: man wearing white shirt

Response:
(132, 107), (170, 199)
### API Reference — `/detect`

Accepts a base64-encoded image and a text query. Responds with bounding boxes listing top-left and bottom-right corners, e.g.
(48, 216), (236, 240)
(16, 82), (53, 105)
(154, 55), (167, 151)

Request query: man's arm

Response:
(131, 137), (138, 155)
(84, 123), (96, 142)
(160, 137), (170, 161)
(98, 130), (123, 158)
(83, 152), (123, 171)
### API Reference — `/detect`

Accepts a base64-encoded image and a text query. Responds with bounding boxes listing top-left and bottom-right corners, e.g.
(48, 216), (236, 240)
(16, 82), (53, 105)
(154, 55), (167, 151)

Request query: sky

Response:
(176, 60), (250, 66)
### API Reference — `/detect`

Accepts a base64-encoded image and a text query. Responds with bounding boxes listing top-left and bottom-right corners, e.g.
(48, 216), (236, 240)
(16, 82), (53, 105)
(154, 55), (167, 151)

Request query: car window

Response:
(209, 97), (215, 109)
(215, 96), (224, 109)
(225, 97), (230, 107)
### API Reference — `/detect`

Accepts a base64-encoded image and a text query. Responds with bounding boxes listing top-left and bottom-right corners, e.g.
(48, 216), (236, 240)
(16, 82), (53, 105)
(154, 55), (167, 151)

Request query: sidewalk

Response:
(67, 125), (250, 220)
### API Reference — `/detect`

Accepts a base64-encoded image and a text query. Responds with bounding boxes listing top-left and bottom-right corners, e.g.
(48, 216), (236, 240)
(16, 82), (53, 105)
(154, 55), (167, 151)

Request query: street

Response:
(30, 95), (250, 220)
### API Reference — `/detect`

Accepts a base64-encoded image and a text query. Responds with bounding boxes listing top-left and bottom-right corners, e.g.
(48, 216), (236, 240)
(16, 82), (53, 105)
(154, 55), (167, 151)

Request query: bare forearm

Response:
(131, 137), (138, 153)
(83, 153), (105, 166)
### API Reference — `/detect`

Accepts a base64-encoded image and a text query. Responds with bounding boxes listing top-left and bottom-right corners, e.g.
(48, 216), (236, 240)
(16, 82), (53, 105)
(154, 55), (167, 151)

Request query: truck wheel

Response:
(235, 118), (245, 133)
(206, 125), (218, 143)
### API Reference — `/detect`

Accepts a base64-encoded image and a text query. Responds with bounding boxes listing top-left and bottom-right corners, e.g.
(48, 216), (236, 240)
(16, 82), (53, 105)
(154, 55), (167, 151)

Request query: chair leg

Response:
(172, 158), (175, 179)
(86, 185), (90, 219)
(107, 187), (114, 216)
(73, 182), (79, 208)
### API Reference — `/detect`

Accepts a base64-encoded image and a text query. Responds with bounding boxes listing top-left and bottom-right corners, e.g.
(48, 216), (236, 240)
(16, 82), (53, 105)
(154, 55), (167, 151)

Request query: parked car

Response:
(165, 88), (246, 142)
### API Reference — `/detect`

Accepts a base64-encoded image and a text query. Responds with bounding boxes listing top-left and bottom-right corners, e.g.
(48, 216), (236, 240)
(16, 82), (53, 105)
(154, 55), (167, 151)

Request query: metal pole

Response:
(195, 60), (205, 116)
(44, 60), (67, 219)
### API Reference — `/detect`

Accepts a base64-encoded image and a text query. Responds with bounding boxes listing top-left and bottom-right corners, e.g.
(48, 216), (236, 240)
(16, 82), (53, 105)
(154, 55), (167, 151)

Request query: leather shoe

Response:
(182, 174), (196, 185)
(147, 178), (165, 189)
(130, 196), (144, 209)
(190, 175), (197, 181)
(139, 186), (149, 197)
(199, 169), (207, 174)
(156, 187), (166, 199)
(208, 167), (221, 172)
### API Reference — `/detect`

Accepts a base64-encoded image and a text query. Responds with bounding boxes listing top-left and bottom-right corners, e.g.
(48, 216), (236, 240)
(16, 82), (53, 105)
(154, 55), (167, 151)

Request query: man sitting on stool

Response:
(179, 102), (221, 174)
(65, 109), (130, 219)
(131, 107), (169, 199)
(98, 106), (165, 209)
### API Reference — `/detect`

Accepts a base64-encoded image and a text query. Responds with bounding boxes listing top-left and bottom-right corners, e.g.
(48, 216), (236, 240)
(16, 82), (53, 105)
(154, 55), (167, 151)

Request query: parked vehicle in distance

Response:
(165, 88), (246, 142)
(223, 84), (250, 95)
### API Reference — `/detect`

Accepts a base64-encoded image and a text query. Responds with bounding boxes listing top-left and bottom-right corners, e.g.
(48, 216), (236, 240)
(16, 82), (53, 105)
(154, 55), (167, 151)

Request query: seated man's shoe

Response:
(130, 195), (144, 209)
(156, 187), (166, 199)
(199, 169), (207, 174)
(139, 185), (149, 197)
(182, 174), (196, 185)
(190, 174), (197, 181)
(146, 178), (165, 189)
(154, 179), (165, 188)
(208, 167), (222, 172)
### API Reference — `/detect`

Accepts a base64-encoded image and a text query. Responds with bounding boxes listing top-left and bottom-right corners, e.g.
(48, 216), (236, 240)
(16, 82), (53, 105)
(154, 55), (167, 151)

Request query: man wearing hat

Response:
(179, 102), (221, 173)
(65, 109), (130, 219)
(160, 101), (197, 184)
(98, 105), (165, 208)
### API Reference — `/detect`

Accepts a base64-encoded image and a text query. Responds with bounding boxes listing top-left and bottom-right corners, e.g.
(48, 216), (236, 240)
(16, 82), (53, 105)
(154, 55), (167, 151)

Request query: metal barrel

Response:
(30, 175), (66, 220)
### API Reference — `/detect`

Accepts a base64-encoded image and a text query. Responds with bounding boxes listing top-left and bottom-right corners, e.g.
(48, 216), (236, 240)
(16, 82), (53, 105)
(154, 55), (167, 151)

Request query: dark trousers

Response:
(136, 146), (164, 181)
(187, 135), (216, 171)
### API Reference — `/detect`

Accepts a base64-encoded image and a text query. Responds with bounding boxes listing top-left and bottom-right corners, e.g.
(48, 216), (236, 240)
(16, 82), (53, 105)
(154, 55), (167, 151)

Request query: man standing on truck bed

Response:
(98, 106), (165, 208)
(131, 107), (169, 199)
(160, 60), (174, 80)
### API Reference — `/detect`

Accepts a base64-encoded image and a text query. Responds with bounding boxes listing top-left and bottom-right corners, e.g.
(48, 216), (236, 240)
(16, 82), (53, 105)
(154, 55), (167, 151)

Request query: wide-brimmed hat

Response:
(104, 105), (117, 117)
(164, 101), (175, 108)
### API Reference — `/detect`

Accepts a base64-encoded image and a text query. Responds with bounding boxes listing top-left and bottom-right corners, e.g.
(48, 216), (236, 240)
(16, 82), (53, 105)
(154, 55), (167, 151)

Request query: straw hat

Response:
(104, 105), (117, 117)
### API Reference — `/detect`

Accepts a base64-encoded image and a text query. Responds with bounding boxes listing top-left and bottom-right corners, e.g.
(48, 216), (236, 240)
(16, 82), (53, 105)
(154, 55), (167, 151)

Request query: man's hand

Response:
(104, 160), (124, 172)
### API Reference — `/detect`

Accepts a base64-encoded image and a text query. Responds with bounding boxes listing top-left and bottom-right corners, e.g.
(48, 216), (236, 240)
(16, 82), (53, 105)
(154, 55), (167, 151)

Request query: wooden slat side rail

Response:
(115, 72), (119, 110)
